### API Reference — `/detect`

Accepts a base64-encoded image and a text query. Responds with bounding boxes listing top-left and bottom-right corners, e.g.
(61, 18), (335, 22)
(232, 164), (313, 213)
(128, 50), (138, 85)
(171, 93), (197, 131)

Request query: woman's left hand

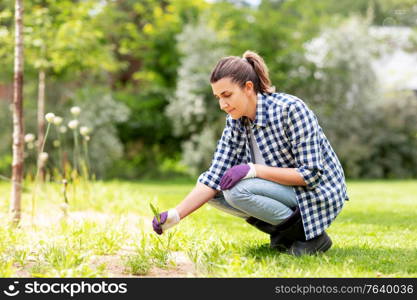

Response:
(220, 163), (257, 190)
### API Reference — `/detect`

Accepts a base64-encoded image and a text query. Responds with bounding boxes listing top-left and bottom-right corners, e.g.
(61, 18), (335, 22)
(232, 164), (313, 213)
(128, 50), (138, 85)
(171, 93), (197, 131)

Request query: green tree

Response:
(1, 0), (120, 179)
(11, 0), (24, 224)
(25, 0), (117, 152)
(164, 0), (332, 174)
(98, 0), (209, 178)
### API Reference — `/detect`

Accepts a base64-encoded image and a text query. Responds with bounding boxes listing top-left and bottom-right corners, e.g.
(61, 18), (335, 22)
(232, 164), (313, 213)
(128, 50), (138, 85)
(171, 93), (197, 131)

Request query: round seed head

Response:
(45, 112), (56, 123)
(39, 152), (49, 162)
(70, 106), (81, 116)
(24, 133), (35, 143)
(53, 116), (63, 125)
(59, 126), (67, 133)
(68, 120), (79, 130)
(80, 126), (90, 136)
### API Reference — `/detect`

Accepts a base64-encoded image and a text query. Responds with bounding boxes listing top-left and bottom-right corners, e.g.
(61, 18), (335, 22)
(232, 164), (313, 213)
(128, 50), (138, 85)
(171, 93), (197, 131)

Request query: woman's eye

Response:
(215, 94), (231, 100)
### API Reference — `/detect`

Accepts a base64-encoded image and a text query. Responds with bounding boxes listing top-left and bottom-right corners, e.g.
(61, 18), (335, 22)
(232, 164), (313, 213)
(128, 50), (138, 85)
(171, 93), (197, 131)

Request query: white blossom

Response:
(45, 113), (55, 123)
(24, 133), (35, 143)
(166, 17), (226, 174)
(59, 126), (67, 133)
(80, 126), (91, 136)
(70, 106), (81, 116)
(66, 88), (130, 177)
(68, 120), (79, 130)
(39, 152), (48, 162)
(53, 116), (63, 126)
(166, 19), (226, 136)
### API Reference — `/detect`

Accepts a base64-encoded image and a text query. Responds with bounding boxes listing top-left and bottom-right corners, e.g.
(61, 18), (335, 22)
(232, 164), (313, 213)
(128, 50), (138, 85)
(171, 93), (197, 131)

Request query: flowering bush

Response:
(166, 17), (227, 175)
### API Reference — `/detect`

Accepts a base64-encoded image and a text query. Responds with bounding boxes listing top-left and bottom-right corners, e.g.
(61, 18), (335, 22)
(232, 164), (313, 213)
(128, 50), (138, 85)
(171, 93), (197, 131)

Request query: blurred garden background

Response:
(0, 0), (416, 277)
(1, 0), (417, 181)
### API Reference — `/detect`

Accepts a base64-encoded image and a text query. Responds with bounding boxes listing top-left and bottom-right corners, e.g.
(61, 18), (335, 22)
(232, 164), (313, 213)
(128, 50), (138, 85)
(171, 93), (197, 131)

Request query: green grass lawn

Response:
(0, 179), (416, 277)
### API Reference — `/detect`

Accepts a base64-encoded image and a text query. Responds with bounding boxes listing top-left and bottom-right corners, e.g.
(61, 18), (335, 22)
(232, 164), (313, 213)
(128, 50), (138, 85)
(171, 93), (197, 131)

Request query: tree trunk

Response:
(37, 69), (46, 181)
(10, 0), (24, 225)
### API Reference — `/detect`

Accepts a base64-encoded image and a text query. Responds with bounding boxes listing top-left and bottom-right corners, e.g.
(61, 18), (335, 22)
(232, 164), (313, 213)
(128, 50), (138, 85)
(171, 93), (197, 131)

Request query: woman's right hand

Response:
(152, 209), (180, 235)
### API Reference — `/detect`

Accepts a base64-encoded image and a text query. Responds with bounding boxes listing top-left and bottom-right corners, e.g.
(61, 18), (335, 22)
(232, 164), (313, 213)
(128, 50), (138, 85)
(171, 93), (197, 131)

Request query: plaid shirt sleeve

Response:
(286, 101), (324, 190)
(197, 117), (237, 191)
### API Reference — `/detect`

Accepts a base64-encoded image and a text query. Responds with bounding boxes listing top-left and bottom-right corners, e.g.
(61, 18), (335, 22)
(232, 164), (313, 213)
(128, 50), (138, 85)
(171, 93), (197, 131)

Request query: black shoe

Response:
(275, 207), (333, 256)
(268, 207), (305, 252)
(245, 214), (296, 252)
(246, 217), (277, 234)
(250, 207), (333, 256)
(271, 207), (306, 241)
(245, 217), (292, 251)
(289, 231), (332, 256)
(269, 231), (293, 252)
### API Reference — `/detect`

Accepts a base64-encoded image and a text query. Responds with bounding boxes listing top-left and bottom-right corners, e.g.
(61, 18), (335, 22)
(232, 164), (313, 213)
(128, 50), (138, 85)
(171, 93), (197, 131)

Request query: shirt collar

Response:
(237, 92), (269, 132)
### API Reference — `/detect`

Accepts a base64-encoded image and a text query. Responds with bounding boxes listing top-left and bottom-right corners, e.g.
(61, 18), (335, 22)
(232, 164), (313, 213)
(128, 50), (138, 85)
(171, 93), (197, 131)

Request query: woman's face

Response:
(211, 77), (254, 120)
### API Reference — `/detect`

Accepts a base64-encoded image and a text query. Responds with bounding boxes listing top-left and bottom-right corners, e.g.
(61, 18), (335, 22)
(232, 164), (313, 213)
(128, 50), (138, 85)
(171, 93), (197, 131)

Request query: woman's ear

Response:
(244, 81), (254, 93)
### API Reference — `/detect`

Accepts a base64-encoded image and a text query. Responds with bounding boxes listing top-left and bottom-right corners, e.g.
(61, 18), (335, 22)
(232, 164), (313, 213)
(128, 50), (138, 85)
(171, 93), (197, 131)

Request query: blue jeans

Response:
(208, 178), (298, 225)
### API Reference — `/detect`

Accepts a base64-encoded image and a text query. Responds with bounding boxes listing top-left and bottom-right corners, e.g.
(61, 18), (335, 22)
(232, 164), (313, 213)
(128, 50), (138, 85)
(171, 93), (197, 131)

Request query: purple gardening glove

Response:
(220, 163), (257, 190)
(152, 211), (168, 235)
(152, 209), (180, 235)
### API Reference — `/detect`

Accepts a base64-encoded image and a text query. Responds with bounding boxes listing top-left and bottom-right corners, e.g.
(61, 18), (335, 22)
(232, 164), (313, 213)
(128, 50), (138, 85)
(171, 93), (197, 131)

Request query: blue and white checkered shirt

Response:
(198, 92), (348, 240)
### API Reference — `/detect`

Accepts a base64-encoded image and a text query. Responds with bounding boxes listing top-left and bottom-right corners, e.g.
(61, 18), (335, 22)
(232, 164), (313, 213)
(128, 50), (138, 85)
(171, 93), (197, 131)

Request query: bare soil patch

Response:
(5, 211), (196, 277)
(89, 251), (196, 278)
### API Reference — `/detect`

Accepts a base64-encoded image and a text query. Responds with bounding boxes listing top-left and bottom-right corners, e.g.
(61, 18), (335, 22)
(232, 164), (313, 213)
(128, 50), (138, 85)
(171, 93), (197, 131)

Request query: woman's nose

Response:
(219, 99), (228, 110)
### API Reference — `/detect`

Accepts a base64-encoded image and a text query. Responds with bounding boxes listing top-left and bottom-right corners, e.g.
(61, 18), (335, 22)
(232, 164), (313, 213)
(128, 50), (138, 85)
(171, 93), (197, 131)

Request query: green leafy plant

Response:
(123, 233), (151, 275)
(149, 201), (161, 222)
(148, 232), (176, 269)
(13, 248), (28, 268)
(1, 180), (417, 278)
(0, 260), (14, 277)
(40, 244), (87, 271)
(123, 252), (151, 276)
